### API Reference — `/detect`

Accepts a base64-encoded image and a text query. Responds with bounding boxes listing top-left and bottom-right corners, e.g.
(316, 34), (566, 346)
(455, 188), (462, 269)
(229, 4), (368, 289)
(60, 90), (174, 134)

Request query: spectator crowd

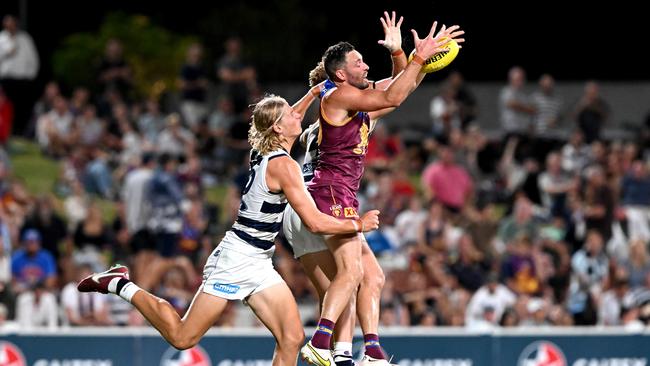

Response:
(3, 16), (650, 332)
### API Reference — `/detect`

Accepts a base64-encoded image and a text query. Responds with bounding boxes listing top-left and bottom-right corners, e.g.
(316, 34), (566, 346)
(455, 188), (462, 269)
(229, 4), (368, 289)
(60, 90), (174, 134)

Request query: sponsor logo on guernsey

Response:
(330, 204), (342, 217)
(343, 207), (358, 218)
(213, 283), (240, 294)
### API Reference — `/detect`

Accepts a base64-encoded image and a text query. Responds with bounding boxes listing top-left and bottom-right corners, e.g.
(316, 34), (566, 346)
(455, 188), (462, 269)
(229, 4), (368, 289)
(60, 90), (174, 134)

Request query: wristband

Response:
(351, 220), (360, 233)
(357, 219), (364, 233)
(391, 49), (404, 57)
(411, 54), (426, 66)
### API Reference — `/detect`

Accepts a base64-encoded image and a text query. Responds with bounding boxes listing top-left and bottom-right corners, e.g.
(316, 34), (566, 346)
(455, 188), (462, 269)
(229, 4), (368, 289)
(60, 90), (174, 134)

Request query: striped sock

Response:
(311, 318), (335, 349)
(364, 334), (386, 359)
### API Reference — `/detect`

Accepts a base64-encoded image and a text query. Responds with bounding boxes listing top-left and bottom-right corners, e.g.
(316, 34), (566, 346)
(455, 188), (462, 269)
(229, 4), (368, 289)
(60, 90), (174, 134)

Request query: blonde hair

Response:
(309, 61), (327, 87)
(248, 94), (287, 155)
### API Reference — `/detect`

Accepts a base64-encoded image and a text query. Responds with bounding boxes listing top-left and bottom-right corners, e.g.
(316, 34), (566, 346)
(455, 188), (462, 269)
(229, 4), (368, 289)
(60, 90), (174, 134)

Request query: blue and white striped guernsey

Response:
(224, 148), (289, 254)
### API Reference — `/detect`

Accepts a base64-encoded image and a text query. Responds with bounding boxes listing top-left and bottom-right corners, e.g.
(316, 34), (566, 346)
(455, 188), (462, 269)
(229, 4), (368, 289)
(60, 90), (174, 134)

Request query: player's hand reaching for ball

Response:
(411, 21), (465, 60)
(378, 10), (404, 53)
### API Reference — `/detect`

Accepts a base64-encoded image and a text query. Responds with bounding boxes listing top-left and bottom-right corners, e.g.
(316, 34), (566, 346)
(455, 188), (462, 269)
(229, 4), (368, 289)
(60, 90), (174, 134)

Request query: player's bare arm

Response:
(266, 156), (379, 235)
(326, 22), (463, 119)
(377, 10), (407, 78)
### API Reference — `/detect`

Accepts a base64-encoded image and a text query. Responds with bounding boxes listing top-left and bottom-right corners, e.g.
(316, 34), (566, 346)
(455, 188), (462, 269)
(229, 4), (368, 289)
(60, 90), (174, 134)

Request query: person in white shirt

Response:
(0, 14), (39, 136)
(465, 272), (516, 329)
(15, 280), (58, 329)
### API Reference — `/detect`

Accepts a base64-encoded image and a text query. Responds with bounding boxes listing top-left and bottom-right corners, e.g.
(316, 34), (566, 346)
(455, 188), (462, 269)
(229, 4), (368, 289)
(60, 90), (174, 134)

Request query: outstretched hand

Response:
(378, 10), (404, 53)
(411, 22), (465, 60)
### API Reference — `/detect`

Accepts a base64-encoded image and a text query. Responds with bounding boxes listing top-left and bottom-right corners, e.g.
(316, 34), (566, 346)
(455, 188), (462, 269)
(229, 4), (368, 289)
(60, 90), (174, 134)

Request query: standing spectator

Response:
(147, 153), (183, 261)
(0, 14), (39, 136)
(429, 84), (461, 141)
(446, 70), (477, 128)
(538, 151), (575, 219)
(216, 36), (257, 114)
(499, 66), (536, 137)
(572, 80), (609, 143)
(620, 160), (650, 242)
(96, 38), (132, 100)
(568, 230), (609, 325)
(122, 152), (155, 284)
(421, 144), (473, 213)
(178, 43), (209, 131)
(531, 73), (563, 136)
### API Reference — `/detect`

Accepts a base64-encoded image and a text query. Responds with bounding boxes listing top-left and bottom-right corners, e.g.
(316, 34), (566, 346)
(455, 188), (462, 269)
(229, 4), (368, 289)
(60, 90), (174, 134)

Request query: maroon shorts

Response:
(308, 184), (359, 219)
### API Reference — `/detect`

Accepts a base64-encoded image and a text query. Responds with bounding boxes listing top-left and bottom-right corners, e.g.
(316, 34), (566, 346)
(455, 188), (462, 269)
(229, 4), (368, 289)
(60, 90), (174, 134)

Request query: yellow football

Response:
(409, 38), (460, 73)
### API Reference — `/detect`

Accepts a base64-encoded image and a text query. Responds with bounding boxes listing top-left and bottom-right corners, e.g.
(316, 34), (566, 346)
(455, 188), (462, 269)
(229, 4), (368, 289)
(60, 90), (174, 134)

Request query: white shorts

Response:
(202, 243), (284, 301)
(282, 205), (328, 259)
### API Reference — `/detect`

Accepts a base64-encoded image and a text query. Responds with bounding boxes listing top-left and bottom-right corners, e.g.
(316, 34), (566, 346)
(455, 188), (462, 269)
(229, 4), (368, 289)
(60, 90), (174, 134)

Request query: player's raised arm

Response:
(377, 10), (407, 78)
(328, 22), (463, 113)
(267, 156), (379, 235)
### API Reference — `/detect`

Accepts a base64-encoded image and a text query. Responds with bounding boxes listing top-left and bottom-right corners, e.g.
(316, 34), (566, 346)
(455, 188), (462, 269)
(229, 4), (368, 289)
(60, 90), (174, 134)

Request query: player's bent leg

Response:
(247, 282), (305, 366)
(131, 286), (228, 350)
(79, 264), (228, 350)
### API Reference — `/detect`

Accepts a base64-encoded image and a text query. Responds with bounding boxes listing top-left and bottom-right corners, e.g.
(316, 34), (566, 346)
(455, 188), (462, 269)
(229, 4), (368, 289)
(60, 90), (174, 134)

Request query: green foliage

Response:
(52, 12), (197, 99)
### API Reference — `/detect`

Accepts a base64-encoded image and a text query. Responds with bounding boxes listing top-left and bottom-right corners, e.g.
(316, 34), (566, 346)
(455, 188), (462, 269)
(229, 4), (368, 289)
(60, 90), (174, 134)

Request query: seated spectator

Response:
(465, 272), (516, 329)
(501, 234), (541, 296)
(497, 196), (540, 246)
(15, 280), (58, 329)
(156, 113), (195, 158)
(11, 229), (56, 293)
(36, 95), (75, 157)
(60, 262), (110, 326)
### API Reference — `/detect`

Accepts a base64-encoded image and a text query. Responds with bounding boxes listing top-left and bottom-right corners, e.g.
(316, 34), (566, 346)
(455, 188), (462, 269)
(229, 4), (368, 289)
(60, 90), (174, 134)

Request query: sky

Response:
(3, 1), (648, 83)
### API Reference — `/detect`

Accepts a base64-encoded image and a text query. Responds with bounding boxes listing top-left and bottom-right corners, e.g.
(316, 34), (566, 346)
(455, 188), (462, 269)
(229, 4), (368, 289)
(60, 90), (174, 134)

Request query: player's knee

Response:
(170, 334), (200, 351)
(363, 266), (385, 291)
(280, 328), (305, 351)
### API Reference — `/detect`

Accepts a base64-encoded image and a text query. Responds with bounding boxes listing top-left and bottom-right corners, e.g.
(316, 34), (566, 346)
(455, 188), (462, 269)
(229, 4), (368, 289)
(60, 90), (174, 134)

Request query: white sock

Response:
(333, 342), (353, 357)
(118, 282), (141, 303)
(107, 277), (141, 303)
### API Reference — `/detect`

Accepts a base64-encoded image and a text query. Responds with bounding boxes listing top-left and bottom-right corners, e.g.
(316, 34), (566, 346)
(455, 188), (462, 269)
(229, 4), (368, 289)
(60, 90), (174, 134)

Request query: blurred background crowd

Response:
(2, 7), (650, 333)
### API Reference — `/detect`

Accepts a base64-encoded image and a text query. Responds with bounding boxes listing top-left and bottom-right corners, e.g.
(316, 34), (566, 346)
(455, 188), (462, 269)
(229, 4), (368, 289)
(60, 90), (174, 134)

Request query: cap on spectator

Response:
(22, 228), (41, 243)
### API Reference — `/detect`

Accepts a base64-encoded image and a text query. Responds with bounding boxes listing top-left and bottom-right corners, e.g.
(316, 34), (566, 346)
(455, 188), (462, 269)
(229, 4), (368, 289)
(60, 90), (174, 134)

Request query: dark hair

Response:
(322, 42), (355, 81)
